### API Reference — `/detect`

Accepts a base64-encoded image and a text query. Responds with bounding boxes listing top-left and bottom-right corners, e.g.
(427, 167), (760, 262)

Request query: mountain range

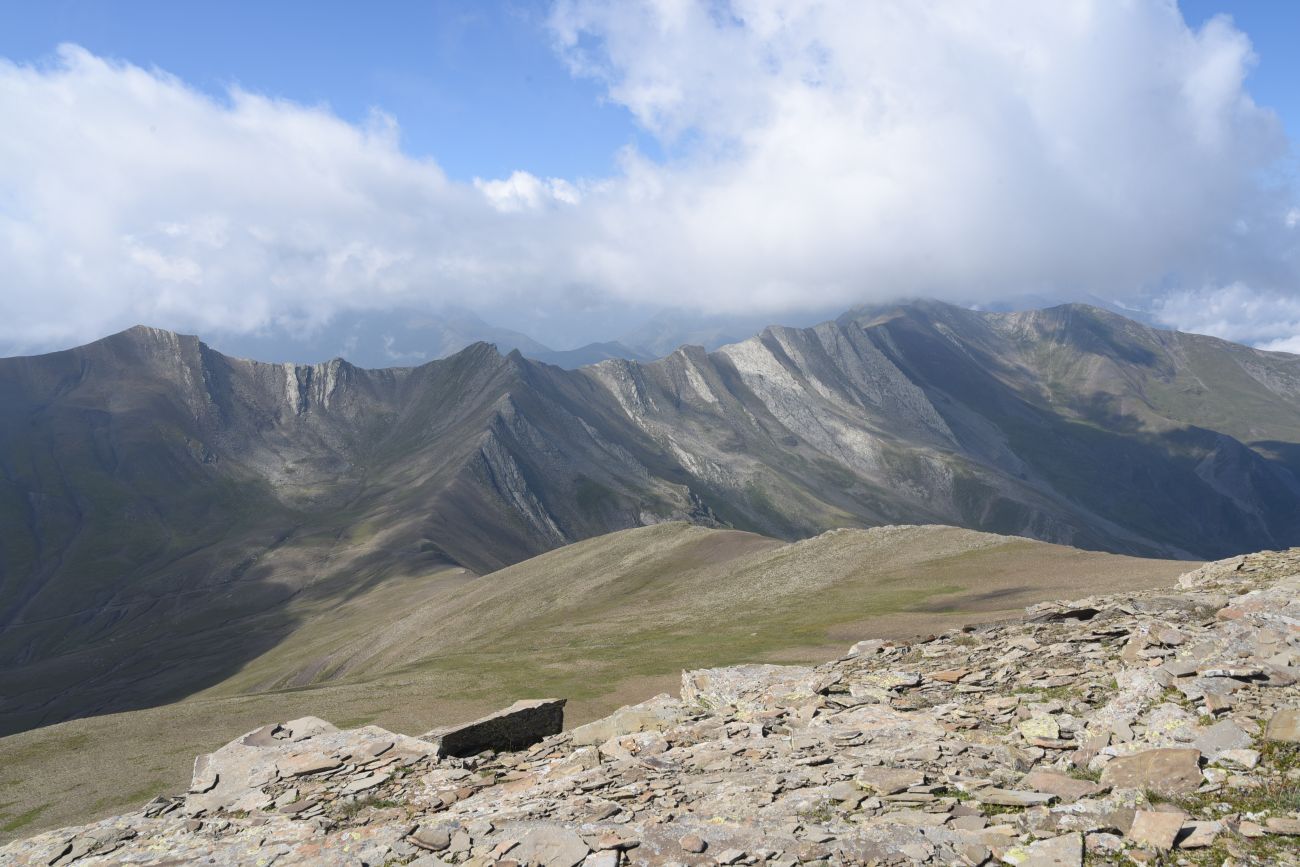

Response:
(2, 300), (1300, 738)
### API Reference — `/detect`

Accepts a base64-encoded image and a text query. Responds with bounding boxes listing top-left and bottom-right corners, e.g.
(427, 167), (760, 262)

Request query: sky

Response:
(1, 0), (1298, 357)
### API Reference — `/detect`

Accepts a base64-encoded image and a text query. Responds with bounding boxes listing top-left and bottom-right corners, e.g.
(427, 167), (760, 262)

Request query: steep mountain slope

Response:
(0, 522), (1191, 842)
(1, 301), (1299, 737)
(0, 329), (708, 734)
(578, 301), (1300, 557)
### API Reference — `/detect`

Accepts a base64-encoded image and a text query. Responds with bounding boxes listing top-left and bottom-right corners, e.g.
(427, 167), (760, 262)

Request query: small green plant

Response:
(1260, 740), (1300, 775)
(933, 786), (973, 802)
(337, 795), (402, 820)
(797, 800), (836, 823)
(1067, 766), (1102, 783)
(1012, 685), (1078, 702)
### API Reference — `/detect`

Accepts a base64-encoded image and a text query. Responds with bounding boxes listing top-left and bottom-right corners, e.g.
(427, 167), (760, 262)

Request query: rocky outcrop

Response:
(424, 699), (567, 758)
(4, 549), (1298, 865)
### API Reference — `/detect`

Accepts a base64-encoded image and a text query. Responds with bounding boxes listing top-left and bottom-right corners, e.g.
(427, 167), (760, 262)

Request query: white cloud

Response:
(0, 45), (564, 351)
(1, 3), (1299, 353)
(549, 0), (1296, 314)
(1153, 283), (1300, 353)
(475, 171), (581, 213)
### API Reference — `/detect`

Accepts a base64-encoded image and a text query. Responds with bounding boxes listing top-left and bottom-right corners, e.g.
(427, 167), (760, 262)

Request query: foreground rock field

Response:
(4, 549), (1299, 866)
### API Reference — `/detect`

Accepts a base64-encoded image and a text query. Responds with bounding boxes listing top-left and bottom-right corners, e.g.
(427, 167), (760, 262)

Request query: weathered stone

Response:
(424, 699), (566, 758)
(511, 827), (590, 867)
(1019, 769), (1104, 802)
(681, 664), (814, 711)
(977, 788), (1056, 807)
(930, 668), (969, 683)
(1264, 707), (1300, 743)
(1266, 817), (1300, 836)
(1127, 810), (1184, 851)
(1099, 748), (1202, 796)
(1176, 821), (1221, 849)
(1018, 713), (1060, 740)
(276, 752), (343, 778)
(678, 833), (707, 853)
(569, 696), (680, 746)
(1215, 748), (1259, 769)
(1000, 832), (1082, 866)
(582, 851), (618, 867)
(1161, 658), (1200, 678)
(855, 767), (925, 795)
(1193, 719), (1250, 759)
(411, 826), (452, 852)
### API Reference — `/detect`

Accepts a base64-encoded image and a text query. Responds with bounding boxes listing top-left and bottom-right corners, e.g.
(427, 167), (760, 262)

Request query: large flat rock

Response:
(423, 698), (566, 758)
(1099, 748), (1202, 796)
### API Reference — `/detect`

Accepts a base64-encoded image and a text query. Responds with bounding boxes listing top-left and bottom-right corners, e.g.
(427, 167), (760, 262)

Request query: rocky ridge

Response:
(4, 550), (1298, 866)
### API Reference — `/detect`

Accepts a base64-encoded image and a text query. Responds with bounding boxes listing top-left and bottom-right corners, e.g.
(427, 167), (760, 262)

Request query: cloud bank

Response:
(0, 1), (1297, 352)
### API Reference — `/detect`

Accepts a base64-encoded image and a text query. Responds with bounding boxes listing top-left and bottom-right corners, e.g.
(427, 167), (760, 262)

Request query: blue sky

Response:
(2, 1), (1290, 178)
(0, 0), (651, 181)
(1181, 1), (1300, 142)
(1, 1), (1298, 358)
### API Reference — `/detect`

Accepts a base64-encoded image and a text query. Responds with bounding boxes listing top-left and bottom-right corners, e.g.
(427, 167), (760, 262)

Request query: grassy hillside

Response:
(0, 522), (1192, 841)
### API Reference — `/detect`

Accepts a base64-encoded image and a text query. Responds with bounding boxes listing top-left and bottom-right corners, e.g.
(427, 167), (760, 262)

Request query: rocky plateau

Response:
(4, 548), (1298, 866)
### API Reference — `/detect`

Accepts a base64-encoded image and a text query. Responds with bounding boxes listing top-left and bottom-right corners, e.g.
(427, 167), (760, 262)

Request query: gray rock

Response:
(1264, 707), (1300, 743)
(1192, 719), (1250, 759)
(855, 767), (925, 795)
(410, 825), (452, 852)
(975, 788), (1056, 807)
(1177, 821), (1221, 849)
(511, 827), (590, 867)
(681, 664), (814, 711)
(570, 695), (680, 746)
(1266, 817), (1300, 835)
(1019, 769), (1104, 802)
(1002, 832), (1082, 866)
(424, 698), (566, 758)
(1099, 748), (1202, 796)
(583, 851), (619, 867)
(1215, 748), (1259, 769)
(678, 833), (707, 853)
(1127, 810), (1184, 851)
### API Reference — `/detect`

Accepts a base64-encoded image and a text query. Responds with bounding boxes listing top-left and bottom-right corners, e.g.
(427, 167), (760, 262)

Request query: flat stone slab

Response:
(1128, 810), (1185, 851)
(1001, 831), (1082, 866)
(976, 788), (1056, 807)
(681, 664), (815, 711)
(1193, 719), (1250, 759)
(185, 717), (433, 815)
(1177, 821), (1221, 849)
(423, 699), (566, 758)
(511, 826), (589, 867)
(1019, 713), (1060, 740)
(1265, 707), (1300, 743)
(569, 695), (681, 746)
(1099, 748), (1202, 796)
(855, 767), (925, 795)
(1019, 769), (1105, 802)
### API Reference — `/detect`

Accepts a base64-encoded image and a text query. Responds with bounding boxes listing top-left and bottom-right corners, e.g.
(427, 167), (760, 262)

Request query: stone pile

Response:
(3, 549), (1298, 866)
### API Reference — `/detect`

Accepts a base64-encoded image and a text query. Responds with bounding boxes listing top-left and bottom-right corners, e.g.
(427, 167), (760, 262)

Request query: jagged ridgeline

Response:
(2, 300), (1300, 737)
